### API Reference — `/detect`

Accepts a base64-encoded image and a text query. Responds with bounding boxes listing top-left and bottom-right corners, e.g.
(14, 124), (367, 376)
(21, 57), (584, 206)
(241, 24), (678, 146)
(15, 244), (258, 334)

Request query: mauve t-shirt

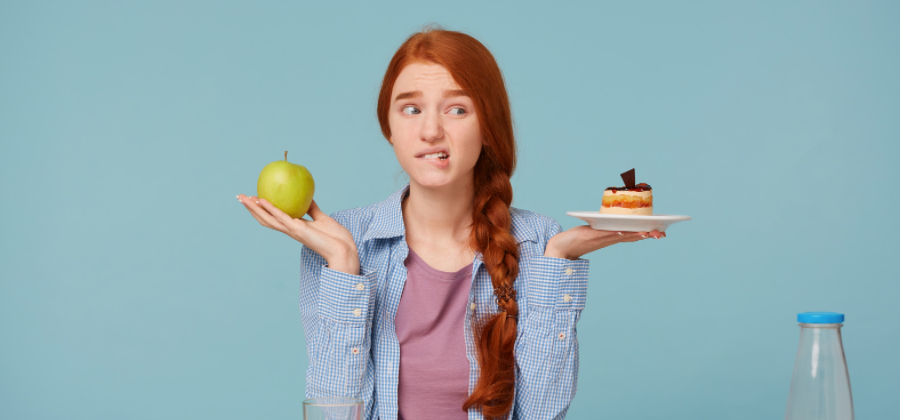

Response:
(395, 247), (473, 420)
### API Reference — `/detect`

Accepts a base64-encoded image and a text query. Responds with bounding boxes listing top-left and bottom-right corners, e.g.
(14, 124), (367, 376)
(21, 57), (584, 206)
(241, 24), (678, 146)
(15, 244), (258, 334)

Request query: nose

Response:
(419, 109), (444, 142)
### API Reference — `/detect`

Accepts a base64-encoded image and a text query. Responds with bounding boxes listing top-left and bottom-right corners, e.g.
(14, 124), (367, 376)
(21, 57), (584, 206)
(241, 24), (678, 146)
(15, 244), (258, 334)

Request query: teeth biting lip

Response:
(416, 148), (450, 160)
(420, 152), (449, 160)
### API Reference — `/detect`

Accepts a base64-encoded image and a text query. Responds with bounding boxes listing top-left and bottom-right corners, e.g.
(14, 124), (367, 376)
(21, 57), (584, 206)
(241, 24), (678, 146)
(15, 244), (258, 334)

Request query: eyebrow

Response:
(393, 89), (470, 102)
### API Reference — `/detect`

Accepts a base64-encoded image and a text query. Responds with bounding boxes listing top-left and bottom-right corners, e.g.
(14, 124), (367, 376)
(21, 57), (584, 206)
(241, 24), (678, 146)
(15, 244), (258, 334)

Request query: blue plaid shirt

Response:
(299, 184), (590, 419)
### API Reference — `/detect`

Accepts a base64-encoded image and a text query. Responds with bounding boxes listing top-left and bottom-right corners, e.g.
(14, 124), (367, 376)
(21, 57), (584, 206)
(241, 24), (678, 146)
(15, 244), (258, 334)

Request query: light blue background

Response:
(1, 1), (897, 419)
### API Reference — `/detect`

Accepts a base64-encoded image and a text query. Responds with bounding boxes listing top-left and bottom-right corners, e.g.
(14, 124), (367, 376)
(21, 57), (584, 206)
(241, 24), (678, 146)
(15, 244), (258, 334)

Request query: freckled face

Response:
(388, 62), (482, 189)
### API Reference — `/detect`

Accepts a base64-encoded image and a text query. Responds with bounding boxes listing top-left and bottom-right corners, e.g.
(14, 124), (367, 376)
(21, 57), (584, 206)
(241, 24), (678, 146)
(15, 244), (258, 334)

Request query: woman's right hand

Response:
(237, 195), (360, 275)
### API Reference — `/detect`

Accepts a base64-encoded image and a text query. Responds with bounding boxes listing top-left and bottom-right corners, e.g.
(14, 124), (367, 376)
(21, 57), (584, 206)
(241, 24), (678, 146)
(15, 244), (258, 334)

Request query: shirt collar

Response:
(361, 183), (538, 244)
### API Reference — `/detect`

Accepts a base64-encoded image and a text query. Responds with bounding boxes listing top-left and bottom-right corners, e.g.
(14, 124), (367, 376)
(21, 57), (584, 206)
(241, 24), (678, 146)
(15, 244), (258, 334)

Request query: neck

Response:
(402, 177), (475, 246)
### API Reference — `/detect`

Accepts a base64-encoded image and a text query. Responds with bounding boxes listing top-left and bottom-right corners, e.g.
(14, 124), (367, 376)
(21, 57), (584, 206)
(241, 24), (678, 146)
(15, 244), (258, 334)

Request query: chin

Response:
(413, 179), (454, 189)
(410, 173), (458, 189)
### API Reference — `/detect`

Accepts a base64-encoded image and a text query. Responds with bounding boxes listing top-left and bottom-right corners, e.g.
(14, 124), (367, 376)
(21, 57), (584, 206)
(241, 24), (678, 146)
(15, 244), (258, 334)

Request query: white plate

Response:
(566, 211), (692, 233)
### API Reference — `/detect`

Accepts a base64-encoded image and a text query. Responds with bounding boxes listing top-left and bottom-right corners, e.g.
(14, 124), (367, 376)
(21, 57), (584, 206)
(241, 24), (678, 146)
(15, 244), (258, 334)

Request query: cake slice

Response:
(600, 169), (653, 215)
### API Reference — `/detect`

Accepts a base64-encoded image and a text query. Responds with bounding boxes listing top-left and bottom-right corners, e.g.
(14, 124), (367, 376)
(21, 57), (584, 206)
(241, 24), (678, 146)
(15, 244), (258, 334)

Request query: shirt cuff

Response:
(527, 256), (590, 310)
(317, 265), (378, 323)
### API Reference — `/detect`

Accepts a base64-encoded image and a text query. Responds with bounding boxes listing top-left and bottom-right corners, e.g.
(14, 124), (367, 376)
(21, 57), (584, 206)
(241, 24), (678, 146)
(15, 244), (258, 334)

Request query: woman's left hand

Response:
(544, 226), (665, 260)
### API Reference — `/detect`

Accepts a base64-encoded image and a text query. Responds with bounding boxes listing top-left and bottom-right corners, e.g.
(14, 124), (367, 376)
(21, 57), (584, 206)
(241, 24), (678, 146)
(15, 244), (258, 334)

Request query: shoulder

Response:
(509, 207), (564, 245)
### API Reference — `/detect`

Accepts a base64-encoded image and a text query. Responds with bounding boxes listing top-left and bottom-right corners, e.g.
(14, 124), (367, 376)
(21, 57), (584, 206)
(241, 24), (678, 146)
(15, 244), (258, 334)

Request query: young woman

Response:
(238, 28), (663, 420)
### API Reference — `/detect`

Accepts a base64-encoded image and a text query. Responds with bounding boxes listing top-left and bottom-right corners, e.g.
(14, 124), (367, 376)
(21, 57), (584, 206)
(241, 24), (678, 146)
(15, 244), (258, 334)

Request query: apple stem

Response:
(284, 151), (287, 161)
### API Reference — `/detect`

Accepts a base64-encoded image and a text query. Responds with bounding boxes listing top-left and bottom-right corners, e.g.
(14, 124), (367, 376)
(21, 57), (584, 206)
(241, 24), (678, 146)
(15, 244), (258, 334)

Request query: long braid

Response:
(462, 154), (520, 419)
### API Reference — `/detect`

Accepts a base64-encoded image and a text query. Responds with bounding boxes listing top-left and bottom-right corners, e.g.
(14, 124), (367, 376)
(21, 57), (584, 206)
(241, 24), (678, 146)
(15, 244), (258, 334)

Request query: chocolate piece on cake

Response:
(621, 168), (636, 188)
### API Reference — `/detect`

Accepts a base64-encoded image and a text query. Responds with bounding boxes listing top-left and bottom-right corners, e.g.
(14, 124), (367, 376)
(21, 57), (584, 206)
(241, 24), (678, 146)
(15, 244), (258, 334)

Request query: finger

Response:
(619, 233), (646, 243)
(307, 200), (327, 221)
(589, 228), (624, 237)
(589, 228), (625, 236)
(243, 202), (280, 229)
(650, 230), (663, 239)
(610, 231), (641, 240)
(244, 198), (290, 232)
(257, 198), (296, 224)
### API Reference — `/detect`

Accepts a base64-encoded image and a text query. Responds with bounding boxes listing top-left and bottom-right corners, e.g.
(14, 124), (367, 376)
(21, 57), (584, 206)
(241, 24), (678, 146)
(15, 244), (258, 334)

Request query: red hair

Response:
(376, 27), (520, 419)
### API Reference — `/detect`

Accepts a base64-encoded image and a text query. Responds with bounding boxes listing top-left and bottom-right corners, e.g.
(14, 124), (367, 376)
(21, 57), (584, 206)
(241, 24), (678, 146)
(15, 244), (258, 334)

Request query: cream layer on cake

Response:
(600, 189), (653, 215)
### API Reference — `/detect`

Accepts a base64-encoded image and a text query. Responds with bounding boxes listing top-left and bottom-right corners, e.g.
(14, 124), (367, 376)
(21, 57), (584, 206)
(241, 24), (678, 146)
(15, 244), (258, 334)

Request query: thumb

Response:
(306, 199), (327, 221)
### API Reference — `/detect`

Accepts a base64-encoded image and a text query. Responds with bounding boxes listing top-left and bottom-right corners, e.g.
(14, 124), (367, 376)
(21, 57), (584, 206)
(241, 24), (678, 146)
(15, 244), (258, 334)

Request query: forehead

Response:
(392, 62), (461, 93)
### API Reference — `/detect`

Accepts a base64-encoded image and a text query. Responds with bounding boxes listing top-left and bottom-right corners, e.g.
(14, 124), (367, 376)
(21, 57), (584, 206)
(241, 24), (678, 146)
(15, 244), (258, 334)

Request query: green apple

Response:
(257, 151), (315, 218)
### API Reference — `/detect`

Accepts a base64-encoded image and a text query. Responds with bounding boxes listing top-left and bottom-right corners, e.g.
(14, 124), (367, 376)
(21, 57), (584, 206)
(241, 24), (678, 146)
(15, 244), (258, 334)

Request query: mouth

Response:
(415, 148), (451, 169)
(416, 147), (451, 161)
(419, 151), (449, 161)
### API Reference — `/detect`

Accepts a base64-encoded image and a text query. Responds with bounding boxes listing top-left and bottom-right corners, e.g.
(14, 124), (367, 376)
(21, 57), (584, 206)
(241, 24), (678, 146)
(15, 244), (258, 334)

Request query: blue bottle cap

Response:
(797, 312), (844, 323)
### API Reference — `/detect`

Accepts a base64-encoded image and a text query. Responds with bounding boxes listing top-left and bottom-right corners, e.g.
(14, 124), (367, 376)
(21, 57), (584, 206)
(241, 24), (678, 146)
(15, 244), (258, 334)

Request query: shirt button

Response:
(565, 267), (574, 276)
(470, 302), (477, 311)
(558, 332), (566, 340)
(563, 294), (572, 303)
(351, 347), (360, 355)
(355, 283), (365, 291)
(353, 308), (362, 317)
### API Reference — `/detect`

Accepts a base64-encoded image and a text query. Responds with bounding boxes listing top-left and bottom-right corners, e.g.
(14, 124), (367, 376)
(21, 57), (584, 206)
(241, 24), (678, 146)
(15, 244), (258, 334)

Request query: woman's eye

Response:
(401, 106), (420, 115)
(449, 107), (466, 115)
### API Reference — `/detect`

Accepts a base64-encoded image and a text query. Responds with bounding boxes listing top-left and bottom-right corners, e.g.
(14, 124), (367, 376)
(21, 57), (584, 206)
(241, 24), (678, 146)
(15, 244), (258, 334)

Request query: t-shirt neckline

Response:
(405, 247), (473, 282)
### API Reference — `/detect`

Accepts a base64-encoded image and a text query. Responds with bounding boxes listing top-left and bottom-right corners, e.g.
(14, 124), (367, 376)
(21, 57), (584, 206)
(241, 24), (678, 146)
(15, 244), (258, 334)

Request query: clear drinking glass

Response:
(785, 312), (854, 420)
(303, 397), (363, 420)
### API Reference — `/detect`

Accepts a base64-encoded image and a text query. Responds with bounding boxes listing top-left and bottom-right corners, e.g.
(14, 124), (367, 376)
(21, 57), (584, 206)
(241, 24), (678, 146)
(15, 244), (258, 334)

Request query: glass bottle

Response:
(785, 312), (854, 420)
